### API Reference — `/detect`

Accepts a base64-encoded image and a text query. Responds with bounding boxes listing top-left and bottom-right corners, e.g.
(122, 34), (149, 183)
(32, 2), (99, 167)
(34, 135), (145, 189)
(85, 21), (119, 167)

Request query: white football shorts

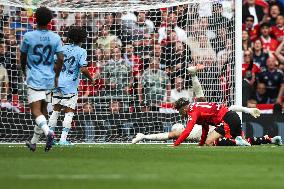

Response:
(27, 87), (52, 104)
(52, 92), (78, 110)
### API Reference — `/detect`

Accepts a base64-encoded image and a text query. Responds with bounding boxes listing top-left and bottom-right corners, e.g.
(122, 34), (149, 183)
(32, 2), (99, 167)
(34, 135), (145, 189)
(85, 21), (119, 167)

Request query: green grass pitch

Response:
(0, 144), (284, 189)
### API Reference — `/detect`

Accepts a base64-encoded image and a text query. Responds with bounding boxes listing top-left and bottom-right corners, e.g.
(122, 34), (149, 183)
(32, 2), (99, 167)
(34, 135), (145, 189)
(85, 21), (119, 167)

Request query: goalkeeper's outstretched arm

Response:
(228, 105), (261, 118)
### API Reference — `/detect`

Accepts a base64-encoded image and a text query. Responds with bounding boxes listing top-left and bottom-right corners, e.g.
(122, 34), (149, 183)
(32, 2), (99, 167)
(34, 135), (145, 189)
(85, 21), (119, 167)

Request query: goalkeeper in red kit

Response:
(173, 98), (250, 146)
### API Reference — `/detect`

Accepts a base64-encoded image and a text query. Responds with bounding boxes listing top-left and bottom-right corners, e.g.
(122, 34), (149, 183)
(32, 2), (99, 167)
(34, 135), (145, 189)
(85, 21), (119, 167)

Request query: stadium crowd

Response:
(1, 0), (282, 114)
(242, 0), (284, 112)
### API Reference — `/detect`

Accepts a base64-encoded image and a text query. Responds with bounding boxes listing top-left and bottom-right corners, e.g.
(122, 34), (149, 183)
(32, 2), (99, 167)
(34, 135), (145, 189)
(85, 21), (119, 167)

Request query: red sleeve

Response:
(199, 125), (209, 146)
(174, 112), (198, 146)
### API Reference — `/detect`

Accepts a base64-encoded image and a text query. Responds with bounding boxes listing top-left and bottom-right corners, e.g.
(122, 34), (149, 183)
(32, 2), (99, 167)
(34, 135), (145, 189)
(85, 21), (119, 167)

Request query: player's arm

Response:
(54, 52), (64, 78)
(228, 105), (261, 118)
(81, 67), (96, 85)
(174, 112), (198, 146)
(199, 125), (209, 146)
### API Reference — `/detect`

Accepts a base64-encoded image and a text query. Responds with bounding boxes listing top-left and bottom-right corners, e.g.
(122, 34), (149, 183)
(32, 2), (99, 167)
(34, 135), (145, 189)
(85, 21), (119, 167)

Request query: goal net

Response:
(0, 0), (236, 143)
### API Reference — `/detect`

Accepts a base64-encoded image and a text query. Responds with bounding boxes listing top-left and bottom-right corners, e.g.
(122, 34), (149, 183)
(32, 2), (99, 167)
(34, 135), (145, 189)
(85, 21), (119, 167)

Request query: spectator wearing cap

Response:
(243, 0), (265, 26)
(253, 39), (269, 69)
(257, 57), (284, 103)
(259, 23), (279, 52)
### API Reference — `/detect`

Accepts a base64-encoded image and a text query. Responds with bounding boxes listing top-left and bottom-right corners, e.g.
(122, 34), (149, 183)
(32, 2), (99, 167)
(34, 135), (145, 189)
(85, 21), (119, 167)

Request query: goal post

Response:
(0, 0), (237, 143)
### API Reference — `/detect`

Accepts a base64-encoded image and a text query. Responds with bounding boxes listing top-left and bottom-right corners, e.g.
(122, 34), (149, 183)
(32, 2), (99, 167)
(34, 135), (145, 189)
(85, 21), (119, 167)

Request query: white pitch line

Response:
(17, 174), (158, 180)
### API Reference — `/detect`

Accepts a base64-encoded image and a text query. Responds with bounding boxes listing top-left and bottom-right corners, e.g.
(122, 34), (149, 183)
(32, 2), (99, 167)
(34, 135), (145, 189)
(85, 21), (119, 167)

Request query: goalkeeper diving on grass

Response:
(132, 65), (282, 146)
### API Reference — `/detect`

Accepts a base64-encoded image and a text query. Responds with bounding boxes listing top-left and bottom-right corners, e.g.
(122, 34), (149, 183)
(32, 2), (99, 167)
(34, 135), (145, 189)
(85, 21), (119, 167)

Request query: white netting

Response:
(0, 0), (235, 143)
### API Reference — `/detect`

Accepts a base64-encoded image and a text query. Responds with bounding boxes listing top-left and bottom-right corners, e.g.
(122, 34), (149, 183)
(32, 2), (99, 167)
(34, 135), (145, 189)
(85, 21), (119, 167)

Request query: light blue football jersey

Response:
(20, 30), (63, 90)
(57, 44), (87, 95)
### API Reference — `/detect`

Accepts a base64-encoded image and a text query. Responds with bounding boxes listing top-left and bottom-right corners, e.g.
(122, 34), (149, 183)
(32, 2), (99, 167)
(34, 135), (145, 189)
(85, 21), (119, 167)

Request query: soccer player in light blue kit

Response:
(20, 7), (64, 152)
(48, 26), (95, 145)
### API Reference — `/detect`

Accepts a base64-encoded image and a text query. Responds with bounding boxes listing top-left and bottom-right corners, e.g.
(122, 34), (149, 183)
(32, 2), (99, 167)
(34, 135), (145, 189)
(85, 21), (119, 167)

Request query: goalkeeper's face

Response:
(179, 106), (188, 118)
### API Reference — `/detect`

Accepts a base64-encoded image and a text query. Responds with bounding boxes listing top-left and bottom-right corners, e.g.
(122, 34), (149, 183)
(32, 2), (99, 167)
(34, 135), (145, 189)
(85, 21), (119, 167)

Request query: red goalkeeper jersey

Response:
(174, 102), (228, 146)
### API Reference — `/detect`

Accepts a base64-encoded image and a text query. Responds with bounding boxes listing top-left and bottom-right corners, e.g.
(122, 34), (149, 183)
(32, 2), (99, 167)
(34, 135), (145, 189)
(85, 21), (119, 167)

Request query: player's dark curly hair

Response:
(67, 26), (87, 44)
(174, 98), (190, 110)
(35, 7), (53, 26)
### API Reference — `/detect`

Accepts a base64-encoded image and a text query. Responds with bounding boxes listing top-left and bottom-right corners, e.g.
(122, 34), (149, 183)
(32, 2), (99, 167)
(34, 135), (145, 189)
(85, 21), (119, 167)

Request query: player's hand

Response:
(249, 108), (261, 118)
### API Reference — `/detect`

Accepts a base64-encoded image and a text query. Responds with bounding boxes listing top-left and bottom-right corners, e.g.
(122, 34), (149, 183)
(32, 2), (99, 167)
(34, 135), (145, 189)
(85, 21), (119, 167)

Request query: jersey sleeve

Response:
(20, 34), (29, 53)
(174, 112), (199, 146)
(54, 36), (63, 53)
(199, 125), (209, 146)
(79, 50), (88, 67)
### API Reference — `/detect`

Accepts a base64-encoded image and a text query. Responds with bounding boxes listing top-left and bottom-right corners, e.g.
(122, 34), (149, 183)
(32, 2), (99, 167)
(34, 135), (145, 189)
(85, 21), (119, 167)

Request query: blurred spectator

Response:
(257, 57), (284, 103)
(243, 0), (265, 26)
(242, 14), (260, 42)
(109, 100), (122, 114)
(275, 36), (284, 64)
(253, 39), (269, 69)
(209, 3), (230, 32)
(101, 47), (132, 97)
(82, 102), (95, 143)
(95, 25), (122, 52)
(269, 4), (282, 26)
(242, 30), (252, 51)
(0, 44), (9, 103)
(187, 31), (216, 66)
(170, 76), (193, 103)
(158, 11), (187, 44)
(252, 82), (272, 104)
(0, 4), (5, 33)
(270, 15), (284, 42)
(242, 71), (255, 106)
(242, 50), (261, 77)
(123, 44), (142, 78)
(10, 8), (33, 43)
(121, 11), (154, 45)
(213, 26), (229, 54)
(138, 57), (170, 111)
(54, 11), (75, 33)
(259, 23), (279, 52)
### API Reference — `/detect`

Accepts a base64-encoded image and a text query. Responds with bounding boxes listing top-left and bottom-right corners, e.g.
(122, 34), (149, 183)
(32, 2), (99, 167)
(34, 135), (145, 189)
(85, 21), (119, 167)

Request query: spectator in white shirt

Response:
(170, 76), (193, 103)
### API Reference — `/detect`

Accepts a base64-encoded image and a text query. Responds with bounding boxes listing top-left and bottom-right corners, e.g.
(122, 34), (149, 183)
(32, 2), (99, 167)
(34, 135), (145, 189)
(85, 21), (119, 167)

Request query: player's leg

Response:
(48, 104), (62, 133)
(205, 130), (223, 146)
(41, 99), (56, 151)
(222, 111), (251, 146)
(187, 64), (206, 100)
(247, 135), (282, 146)
(58, 106), (75, 145)
(131, 123), (184, 144)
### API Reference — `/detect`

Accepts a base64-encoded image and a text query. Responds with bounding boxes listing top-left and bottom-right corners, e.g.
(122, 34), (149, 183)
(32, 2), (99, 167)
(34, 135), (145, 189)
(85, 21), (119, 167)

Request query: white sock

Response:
(144, 133), (169, 140)
(48, 111), (60, 132)
(192, 75), (204, 98)
(60, 112), (74, 141)
(35, 115), (50, 136)
(31, 125), (43, 144)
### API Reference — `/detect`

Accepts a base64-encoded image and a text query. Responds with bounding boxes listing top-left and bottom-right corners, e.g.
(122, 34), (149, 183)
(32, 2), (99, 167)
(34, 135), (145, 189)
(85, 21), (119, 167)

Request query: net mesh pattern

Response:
(0, 0), (235, 143)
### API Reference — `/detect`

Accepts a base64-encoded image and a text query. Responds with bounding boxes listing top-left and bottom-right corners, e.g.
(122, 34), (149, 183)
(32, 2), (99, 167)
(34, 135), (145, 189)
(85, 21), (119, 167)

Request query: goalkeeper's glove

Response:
(248, 108), (261, 118)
